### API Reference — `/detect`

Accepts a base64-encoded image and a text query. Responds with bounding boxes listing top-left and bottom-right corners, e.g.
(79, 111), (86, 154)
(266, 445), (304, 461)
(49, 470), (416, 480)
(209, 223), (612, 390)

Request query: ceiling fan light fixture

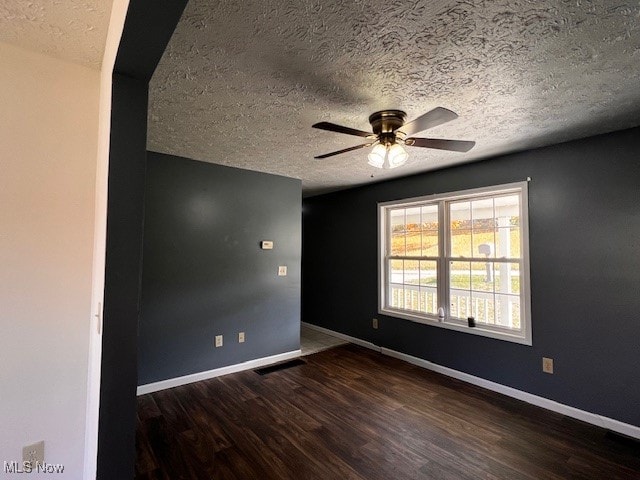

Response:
(387, 143), (408, 169)
(367, 144), (387, 168)
(367, 143), (409, 169)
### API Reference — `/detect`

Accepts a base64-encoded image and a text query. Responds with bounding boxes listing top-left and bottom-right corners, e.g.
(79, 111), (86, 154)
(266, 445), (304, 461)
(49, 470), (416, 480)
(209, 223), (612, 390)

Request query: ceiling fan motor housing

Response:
(369, 110), (407, 145)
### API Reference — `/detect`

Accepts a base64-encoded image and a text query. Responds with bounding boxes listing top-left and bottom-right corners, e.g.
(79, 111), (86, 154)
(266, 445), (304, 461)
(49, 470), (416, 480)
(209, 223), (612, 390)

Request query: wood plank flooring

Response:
(136, 344), (640, 479)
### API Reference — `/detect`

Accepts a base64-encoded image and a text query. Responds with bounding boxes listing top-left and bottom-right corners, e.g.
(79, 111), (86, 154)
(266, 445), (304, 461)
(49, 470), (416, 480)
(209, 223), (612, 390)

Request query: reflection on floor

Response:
(300, 324), (348, 356)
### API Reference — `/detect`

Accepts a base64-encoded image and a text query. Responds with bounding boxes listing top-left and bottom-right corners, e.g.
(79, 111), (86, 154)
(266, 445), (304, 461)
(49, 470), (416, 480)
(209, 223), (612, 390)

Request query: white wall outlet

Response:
(215, 335), (223, 348)
(260, 240), (273, 250)
(23, 441), (44, 467)
(372, 318), (379, 329)
(542, 357), (554, 374)
(238, 332), (245, 343)
(278, 266), (287, 276)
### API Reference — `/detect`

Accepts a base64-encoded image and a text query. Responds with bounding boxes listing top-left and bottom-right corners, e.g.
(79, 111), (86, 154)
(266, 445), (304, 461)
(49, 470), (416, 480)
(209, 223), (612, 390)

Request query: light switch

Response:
(278, 266), (287, 276)
(261, 240), (274, 250)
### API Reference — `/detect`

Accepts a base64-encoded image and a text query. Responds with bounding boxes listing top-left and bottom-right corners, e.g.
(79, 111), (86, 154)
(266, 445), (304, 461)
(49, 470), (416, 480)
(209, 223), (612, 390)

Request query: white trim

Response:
(302, 322), (378, 351)
(302, 323), (640, 440)
(137, 350), (301, 395)
(377, 181), (532, 346)
(84, 1), (131, 478)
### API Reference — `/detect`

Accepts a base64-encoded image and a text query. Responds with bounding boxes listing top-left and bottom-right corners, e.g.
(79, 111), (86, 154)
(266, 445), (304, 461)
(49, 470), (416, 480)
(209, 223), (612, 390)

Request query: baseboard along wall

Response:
(136, 322), (639, 441)
(137, 350), (302, 395)
(301, 322), (640, 441)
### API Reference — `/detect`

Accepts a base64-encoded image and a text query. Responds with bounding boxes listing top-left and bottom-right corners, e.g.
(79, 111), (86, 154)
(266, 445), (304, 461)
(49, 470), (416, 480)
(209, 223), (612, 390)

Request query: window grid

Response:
(386, 202), (441, 316)
(379, 183), (531, 345)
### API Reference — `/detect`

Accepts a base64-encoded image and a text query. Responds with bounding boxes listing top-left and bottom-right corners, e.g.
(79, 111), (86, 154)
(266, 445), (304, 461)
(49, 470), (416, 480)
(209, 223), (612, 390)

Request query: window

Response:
(379, 182), (532, 345)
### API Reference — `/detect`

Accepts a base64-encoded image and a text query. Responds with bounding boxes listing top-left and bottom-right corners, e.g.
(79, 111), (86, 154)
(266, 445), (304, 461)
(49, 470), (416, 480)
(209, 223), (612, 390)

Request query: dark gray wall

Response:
(138, 152), (301, 385)
(302, 126), (640, 428)
(98, 1), (188, 478)
(97, 73), (147, 479)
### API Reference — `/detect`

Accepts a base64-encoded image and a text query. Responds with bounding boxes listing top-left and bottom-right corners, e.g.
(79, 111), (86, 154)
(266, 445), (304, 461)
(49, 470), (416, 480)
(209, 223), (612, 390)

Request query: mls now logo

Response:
(4, 461), (65, 474)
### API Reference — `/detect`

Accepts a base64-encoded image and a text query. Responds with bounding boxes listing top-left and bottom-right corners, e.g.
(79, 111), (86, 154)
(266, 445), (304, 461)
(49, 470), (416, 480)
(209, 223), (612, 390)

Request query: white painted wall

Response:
(0, 41), (100, 478)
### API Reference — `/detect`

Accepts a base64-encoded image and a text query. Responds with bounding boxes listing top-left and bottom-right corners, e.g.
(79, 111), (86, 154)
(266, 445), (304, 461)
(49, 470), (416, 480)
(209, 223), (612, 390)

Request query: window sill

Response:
(379, 307), (532, 346)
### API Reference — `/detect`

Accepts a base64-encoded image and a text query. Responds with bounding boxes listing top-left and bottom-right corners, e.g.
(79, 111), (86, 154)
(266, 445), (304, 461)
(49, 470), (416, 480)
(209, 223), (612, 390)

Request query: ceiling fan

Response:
(312, 108), (475, 169)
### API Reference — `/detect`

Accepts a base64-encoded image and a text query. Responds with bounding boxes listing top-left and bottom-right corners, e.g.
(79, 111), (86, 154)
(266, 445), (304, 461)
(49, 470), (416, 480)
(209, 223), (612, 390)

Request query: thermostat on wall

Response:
(260, 240), (274, 250)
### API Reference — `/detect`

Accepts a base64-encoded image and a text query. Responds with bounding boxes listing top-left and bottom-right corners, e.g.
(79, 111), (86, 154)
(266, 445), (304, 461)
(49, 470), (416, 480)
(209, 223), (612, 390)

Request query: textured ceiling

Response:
(0, 0), (111, 69)
(148, 0), (640, 196)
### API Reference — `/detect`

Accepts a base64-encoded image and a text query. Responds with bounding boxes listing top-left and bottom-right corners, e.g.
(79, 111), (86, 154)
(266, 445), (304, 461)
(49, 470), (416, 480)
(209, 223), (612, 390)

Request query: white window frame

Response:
(378, 182), (532, 345)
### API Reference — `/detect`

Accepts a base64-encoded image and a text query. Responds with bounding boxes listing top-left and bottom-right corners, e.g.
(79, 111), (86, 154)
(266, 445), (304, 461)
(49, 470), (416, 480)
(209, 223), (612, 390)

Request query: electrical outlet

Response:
(278, 265), (287, 276)
(238, 332), (245, 343)
(372, 318), (379, 329)
(215, 335), (223, 348)
(23, 441), (44, 467)
(542, 357), (554, 374)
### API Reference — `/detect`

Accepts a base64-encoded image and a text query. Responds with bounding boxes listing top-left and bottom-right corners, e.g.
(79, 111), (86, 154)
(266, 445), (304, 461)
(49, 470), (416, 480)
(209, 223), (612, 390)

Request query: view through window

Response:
(379, 182), (531, 344)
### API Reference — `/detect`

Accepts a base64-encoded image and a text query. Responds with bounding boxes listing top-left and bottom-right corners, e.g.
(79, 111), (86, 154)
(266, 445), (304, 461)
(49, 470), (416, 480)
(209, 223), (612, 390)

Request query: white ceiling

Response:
(0, 0), (111, 69)
(148, 0), (640, 196)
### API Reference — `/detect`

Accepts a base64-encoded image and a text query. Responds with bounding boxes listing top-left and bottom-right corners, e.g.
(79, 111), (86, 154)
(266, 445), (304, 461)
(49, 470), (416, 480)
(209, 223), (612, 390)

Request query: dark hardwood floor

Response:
(136, 344), (640, 479)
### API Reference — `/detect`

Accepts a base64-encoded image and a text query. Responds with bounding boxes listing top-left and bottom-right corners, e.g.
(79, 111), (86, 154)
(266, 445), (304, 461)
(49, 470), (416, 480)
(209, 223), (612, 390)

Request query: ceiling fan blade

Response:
(405, 137), (476, 152)
(396, 107), (459, 137)
(312, 121), (373, 138)
(314, 143), (372, 159)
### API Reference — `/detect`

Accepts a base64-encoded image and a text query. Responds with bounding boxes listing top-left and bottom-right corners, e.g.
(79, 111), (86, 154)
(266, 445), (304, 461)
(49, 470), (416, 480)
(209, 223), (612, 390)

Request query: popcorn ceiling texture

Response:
(148, 0), (640, 195)
(0, 0), (110, 69)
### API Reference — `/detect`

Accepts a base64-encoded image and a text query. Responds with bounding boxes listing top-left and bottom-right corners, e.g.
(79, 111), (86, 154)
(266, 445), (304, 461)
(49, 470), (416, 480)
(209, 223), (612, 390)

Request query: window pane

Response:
(420, 260), (437, 287)
(404, 208), (421, 256)
(450, 201), (471, 225)
(420, 260), (438, 315)
(450, 261), (471, 291)
(494, 262), (520, 295)
(495, 195), (520, 224)
(421, 205), (438, 229)
(390, 259), (403, 285)
(389, 258), (404, 309)
(405, 288), (421, 312)
(494, 194), (520, 259)
(390, 209), (405, 256)
(421, 204), (439, 257)
(422, 230), (439, 257)
(450, 290), (471, 319)
(473, 232), (496, 259)
(451, 229), (472, 258)
(404, 260), (420, 286)
(405, 232), (421, 256)
(471, 261), (494, 292)
(422, 288), (438, 315)
(405, 207), (421, 228)
(495, 293), (521, 329)
(472, 197), (496, 258)
(390, 286), (404, 309)
(496, 227), (521, 259)
(472, 198), (496, 230)
(450, 201), (471, 257)
(472, 294), (495, 325)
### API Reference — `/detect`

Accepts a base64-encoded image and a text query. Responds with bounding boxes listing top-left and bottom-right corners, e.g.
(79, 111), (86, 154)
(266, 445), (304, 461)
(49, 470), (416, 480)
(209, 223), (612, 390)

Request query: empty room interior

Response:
(1, 0), (640, 478)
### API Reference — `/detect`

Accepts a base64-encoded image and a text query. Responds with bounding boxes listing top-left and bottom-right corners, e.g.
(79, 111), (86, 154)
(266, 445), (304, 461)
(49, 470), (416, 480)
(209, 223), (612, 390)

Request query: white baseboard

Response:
(302, 322), (640, 440)
(137, 349), (301, 395)
(302, 321), (378, 350)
